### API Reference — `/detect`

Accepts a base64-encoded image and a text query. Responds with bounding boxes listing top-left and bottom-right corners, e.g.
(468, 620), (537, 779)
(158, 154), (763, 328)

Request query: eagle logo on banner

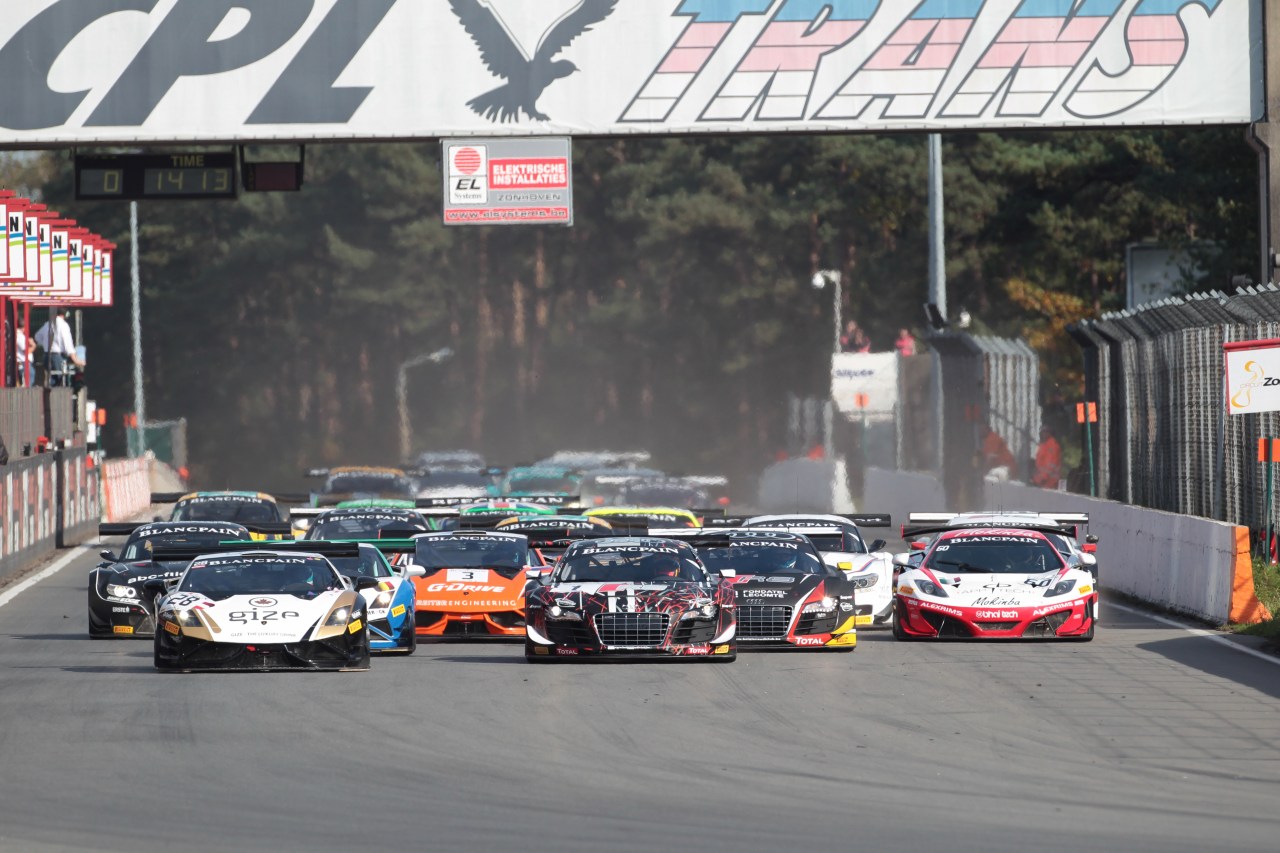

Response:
(449, 0), (618, 122)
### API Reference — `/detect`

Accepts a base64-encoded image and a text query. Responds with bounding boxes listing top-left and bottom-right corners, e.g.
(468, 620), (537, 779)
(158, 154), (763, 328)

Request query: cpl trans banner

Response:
(0, 0), (1258, 144)
(1225, 338), (1280, 417)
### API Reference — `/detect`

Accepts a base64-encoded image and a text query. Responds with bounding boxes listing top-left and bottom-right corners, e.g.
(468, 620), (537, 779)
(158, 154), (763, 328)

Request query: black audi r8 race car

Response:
(524, 536), (737, 662)
(154, 491), (289, 526)
(89, 521), (254, 638)
(151, 542), (372, 672)
(661, 529), (859, 650)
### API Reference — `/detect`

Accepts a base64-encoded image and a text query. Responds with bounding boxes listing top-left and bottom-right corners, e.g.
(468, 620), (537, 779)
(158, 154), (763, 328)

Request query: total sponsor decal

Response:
(556, 647), (579, 656)
(793, 636), (824, 646)
(683, 644), (711, 655)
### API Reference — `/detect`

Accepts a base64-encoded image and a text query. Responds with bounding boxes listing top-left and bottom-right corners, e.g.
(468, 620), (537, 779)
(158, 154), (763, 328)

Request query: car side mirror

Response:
(869, 539), (886, 552)
(909, 540), (927, 551)
(355, 576), (381, 591)
(403, 564), (427, 578)
(892, 552), (913, 567)
(142, 578), (168, 596)
(525, 567), (550, 580)
(152, 515), (164, 522)
(99, 549), (117, 562)
(1079, 553), (1097, 567)
(717, 569), (736, 579)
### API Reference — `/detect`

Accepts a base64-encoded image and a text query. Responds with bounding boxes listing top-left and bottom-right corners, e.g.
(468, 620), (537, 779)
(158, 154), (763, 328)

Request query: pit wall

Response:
(0, 447), (101, 582)
(101, 458), (151, 522)
(865, 467), (1267, 625)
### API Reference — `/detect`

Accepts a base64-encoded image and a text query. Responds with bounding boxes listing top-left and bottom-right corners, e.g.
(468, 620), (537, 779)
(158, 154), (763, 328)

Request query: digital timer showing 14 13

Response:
(75, 153), (237, 200)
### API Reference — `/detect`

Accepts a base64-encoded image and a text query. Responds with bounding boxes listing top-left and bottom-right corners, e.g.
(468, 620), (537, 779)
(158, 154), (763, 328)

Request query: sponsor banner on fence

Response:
(832, 352), (898, 418)
(0, 0), (1257, 145)
(1224, 338), (1280, 416)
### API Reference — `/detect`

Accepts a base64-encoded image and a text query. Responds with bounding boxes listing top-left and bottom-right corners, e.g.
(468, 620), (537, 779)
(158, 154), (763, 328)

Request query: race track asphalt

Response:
(1, 546), (1279, 853)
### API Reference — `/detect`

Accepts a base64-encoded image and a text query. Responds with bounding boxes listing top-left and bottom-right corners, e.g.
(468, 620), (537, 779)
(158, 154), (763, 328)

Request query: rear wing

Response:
(151, 541), (362, 562)
(416, 494), (579, 508)
(290, 508), (326, 520)
(99, 522), (291, 538)
(524, 528), (648, 550)
(845, 513), (891, 528)
(907, 511), (1088, 526)
(653, 530), (807, 549)
(900, 522), (1075, 540)
(150, 492), (185, 504)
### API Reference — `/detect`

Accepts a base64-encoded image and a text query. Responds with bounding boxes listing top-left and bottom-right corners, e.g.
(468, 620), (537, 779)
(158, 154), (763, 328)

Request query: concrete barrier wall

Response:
(983, 480), (1237, 623)
(864, 467), (949, 525)
(864, 468), (1242, 624)
(757, 458), (855, 513)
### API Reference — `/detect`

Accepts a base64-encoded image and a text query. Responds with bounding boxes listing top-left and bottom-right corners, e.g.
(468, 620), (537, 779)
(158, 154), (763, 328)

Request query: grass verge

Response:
(1228, 557), (1280, 640)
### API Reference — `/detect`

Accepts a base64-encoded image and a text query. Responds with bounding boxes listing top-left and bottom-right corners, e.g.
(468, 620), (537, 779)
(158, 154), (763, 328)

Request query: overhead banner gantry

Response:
(0, 0), (1259, 146)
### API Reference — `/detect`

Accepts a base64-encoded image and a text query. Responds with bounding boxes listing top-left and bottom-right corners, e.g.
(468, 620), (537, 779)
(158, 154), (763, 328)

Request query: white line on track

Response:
(0, 546), (91, 610)
(1109, 599), (1280, 668)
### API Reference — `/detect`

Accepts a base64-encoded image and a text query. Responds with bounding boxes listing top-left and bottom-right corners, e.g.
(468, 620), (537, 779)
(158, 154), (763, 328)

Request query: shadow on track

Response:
(1137, 635), (1280, 700)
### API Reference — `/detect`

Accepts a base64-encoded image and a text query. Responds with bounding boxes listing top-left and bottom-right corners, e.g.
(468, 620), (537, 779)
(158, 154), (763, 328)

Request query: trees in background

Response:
(4, 128), (1254, 489)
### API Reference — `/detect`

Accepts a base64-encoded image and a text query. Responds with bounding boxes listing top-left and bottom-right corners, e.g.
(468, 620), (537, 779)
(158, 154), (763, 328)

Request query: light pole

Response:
(811, 269), (842, 354)
(397, 347), (454, 463)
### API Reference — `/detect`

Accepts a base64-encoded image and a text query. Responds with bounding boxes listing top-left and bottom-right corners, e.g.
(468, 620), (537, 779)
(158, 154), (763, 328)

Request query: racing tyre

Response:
(404, 624), (417, 655)
(1069, 606), (1096, 642)
(891, 601), (914, 641)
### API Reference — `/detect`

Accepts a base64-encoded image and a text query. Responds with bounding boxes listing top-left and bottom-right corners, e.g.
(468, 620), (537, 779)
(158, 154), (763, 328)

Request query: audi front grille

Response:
(593, 613), (670, 647)
(736, 605), (792, 640)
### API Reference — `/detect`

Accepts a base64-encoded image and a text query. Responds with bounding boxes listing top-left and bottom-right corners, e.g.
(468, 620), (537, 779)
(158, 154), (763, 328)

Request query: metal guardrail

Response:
(1070, 284), (1280, 528)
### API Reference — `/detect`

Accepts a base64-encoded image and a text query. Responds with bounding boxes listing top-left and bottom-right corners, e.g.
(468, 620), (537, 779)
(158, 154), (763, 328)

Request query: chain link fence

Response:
(1070, 284), (1280, 532)
(126, 418), (188, 471)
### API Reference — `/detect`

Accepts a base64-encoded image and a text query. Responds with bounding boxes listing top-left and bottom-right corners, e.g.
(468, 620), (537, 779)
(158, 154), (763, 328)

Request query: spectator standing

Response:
(14, 327), (34, 386)
(894, 328), (916, 357)
(34, 309), (83, 386)
(851, 327), (871, 353)
(1032, 426), (1062, 489)
(980, 425), (1016, 480)
(839, 320), (862, 353)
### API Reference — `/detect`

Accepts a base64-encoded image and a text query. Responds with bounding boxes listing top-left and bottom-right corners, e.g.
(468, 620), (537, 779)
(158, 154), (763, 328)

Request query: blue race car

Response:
(320, 542), (424, 654)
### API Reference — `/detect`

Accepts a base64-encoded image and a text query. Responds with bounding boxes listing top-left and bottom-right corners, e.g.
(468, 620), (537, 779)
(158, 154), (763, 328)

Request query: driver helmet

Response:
(646, 553), (682, 580)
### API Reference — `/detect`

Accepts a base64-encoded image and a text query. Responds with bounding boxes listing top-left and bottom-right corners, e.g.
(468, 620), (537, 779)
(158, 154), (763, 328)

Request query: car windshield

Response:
(122, 531), (242, 561)
(172, 498), (279, 523)
(416, 472), (491, 490)
(508, 475), (576, 493)
(328, 551), (394, 579)
(307, 513), (428, 540)
(177, 555), (340, 598)
(797, 532), (866, 554)
(598, 511), (696, 528)
(619, 484), (704, 506)
(696, 542), (826, 576)
(926, 535), (1065, 574)
(324, 475), (414, 496)
(414, 537), (528, 577)
(556, 544), (707, 583)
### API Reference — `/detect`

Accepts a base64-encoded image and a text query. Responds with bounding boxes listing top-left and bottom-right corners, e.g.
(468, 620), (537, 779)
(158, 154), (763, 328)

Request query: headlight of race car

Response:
(371, 591), (393, 608)
(847, 575), (878, 590)
(802, 597), (837, 614)
(914, 579), (948, 597)
(1045, 579), (1077, 598)
(105, 584), (138, 599)
(323, 606), (354, 627)
(545, 605), (582, 621)
(681, 603), (717, 619)
(173, 609), (202, 628)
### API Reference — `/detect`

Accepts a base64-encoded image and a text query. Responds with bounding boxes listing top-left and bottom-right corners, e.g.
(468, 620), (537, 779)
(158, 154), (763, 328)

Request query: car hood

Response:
(157, 590), (358, 643)
(723, 573), (819, 604)
(900, 568), (1093, 608)
(412, 567), (528, 612)
(540, 581), (717, 613)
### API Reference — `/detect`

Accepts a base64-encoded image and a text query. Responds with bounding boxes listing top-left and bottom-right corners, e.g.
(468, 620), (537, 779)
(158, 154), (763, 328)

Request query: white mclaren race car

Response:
(745, 514), (895, 627)
(906, 511), (1098, 580)
(892, 525), (1097, 641)
(149, 543), (373, 671)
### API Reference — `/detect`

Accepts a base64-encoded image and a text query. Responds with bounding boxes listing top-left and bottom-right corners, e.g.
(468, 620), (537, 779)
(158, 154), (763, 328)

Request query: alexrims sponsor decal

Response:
(919, 602), (964, 618)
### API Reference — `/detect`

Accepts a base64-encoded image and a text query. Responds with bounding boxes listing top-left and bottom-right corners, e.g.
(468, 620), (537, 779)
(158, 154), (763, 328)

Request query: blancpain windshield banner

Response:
(0, 0), (1258, 145)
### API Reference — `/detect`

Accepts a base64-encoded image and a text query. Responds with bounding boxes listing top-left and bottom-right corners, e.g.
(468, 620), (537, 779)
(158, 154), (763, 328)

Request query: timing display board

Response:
(0, 1), (1258, 145)
(75, 153), (237, 200)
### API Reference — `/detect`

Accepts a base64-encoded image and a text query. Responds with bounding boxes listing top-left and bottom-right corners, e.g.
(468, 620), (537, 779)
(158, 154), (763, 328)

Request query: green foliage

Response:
(4, 127), (1255, 489)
